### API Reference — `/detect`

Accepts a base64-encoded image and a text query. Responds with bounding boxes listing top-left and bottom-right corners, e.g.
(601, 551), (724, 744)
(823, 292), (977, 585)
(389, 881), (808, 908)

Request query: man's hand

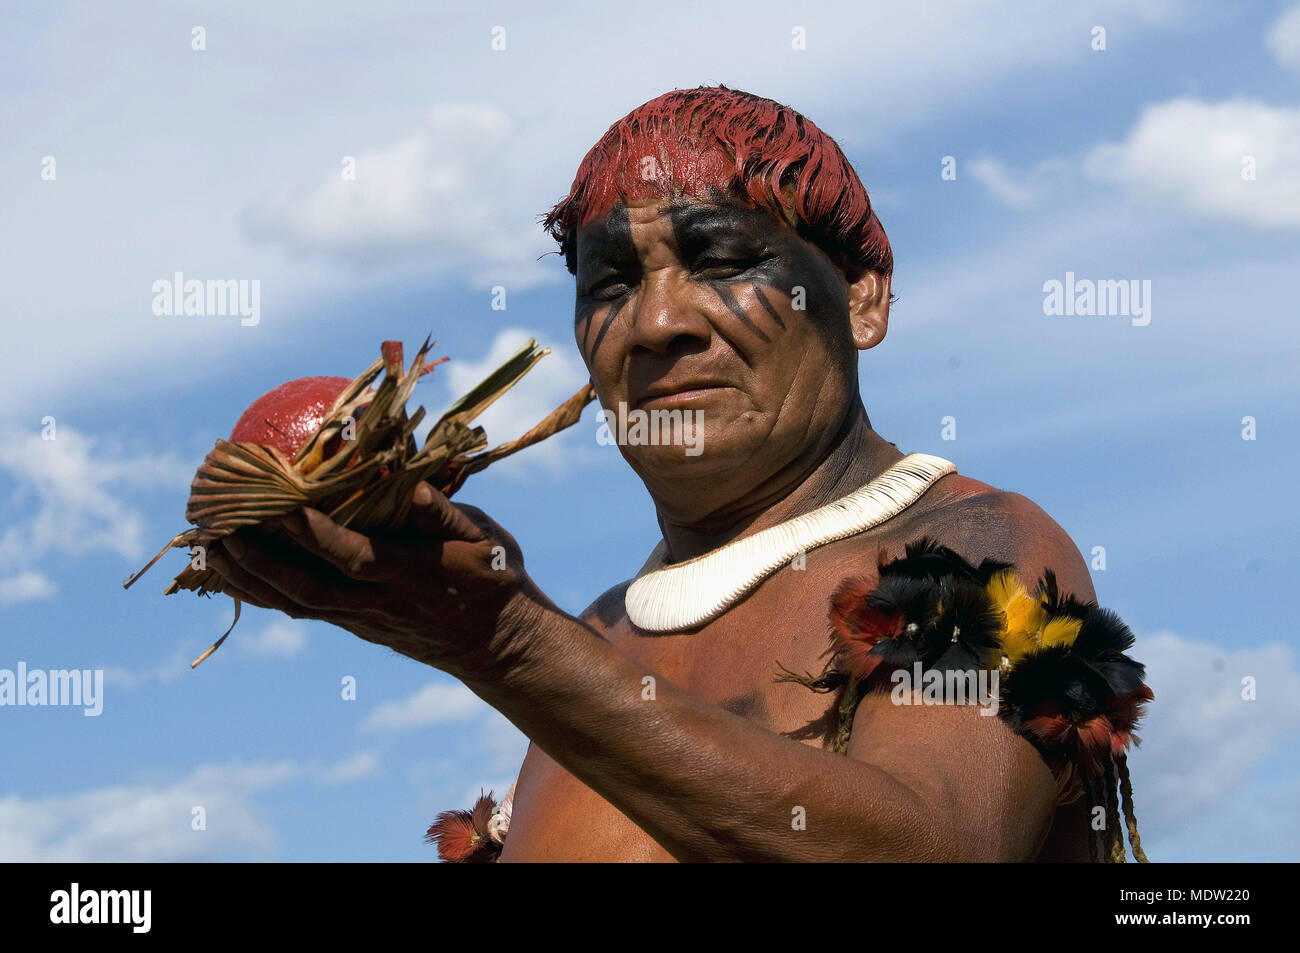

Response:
(206, 482), (555, 679)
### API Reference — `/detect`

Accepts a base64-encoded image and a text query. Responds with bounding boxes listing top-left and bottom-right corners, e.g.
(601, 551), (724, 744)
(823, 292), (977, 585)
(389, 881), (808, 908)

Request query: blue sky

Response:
(1, 0), (1297, 861)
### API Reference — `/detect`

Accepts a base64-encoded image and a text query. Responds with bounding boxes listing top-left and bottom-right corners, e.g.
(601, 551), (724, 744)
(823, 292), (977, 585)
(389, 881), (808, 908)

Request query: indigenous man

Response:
(210, 86), (1099, 861)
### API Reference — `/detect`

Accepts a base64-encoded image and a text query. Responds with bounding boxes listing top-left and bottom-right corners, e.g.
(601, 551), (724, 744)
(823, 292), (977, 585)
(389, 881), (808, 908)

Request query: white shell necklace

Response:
(624, 452), (956, 632)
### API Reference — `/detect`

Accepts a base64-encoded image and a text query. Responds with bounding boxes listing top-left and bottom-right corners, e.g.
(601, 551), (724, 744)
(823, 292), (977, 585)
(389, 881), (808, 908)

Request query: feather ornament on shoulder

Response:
(801, 537), (1155, 861)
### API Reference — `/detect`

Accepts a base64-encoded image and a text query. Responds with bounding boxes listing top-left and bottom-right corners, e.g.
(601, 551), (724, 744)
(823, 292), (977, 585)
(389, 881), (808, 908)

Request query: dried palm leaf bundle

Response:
(125, 337), (595, 666)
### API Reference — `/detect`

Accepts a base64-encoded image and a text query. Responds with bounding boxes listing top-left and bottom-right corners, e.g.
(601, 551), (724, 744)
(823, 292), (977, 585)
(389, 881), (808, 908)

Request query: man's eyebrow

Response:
(577, 206), (635, 265)
(578, 242), (626, 266)
(668, 201), (771, 247)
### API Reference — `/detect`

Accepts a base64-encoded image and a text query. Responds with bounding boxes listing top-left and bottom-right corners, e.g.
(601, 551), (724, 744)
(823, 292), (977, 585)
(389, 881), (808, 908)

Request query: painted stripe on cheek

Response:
(750, 282), (787, 331)
(588, 297), (628, 361)
(708, 282), (772, 343)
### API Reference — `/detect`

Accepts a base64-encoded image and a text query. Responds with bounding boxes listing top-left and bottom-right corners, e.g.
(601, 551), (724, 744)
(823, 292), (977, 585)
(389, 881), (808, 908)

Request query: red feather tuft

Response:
(830, 578), (900, 640)
(1022, 700), (1121, 777)
(1106, 684), (1154, 756)
(1020, 702), (1071, 749)
(425, 810), (483, 862)
(470, 792), (496, 833)
(1074, 714), (1116, 774)
(425, 790), (499, 863)
(829, 577), (902, 680)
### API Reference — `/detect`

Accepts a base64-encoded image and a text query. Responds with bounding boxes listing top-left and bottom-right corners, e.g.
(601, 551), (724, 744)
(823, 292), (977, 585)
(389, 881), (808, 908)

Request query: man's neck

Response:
(654, 405), (905, 563)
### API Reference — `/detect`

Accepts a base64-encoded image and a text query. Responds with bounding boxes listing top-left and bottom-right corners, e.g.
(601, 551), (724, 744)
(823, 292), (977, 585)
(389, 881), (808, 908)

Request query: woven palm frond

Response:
(125, 337), (595, 665)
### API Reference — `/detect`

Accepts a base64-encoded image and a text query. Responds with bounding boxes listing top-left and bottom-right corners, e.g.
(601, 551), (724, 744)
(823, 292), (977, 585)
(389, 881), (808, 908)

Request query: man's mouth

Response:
(634, 382), (734, 410)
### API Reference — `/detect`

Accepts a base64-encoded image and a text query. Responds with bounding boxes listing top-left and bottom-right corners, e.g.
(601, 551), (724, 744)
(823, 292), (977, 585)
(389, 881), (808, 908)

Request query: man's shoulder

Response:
(577, 578), (634, 632)
(923, 473), (1064, 534)
(893, 472), (1097, 600)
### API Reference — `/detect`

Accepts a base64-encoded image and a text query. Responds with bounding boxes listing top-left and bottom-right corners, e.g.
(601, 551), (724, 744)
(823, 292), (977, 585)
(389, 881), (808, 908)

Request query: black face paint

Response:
(750, 228), (849, 345)
(574, 203), (637, 363)
(704, 281), (772, 342)
(587, 295), (629, 362)
(574, 296), (599, 357)
(573, 198), (849, 364)
(666, 200), (843, 342)
(750, 282), (786, 331)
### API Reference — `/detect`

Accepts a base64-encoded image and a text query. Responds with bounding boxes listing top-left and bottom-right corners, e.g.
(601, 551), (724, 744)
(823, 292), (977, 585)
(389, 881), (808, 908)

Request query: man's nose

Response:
(624, 271), (711, 356)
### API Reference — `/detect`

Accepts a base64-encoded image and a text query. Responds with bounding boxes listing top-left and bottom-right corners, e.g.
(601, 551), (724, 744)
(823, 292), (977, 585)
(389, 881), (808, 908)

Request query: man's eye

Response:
(589, 279), (632, 300)
(694, 257), (754, 279)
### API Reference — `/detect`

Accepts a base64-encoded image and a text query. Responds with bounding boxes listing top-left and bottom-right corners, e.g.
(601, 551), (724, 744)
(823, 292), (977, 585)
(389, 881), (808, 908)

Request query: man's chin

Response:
(620, 430), (756, 480)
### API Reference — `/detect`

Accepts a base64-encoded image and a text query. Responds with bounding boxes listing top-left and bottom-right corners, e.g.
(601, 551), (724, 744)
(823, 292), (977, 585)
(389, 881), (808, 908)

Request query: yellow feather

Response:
(987, 569), (1047, 665)
(1040, 615), (1082, 649)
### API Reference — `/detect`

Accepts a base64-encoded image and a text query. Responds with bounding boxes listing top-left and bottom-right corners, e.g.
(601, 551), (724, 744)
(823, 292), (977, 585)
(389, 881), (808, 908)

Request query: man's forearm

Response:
(456, 605), (955, 862)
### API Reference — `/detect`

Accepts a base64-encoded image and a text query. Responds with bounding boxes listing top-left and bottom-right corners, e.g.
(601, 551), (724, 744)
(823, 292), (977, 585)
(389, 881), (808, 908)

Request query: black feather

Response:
(868, 631), (924, 670)
(1000, 646), (1111, 723)
(1036, 569), (1094, 620)
(860, 566), (1004, 676)
(1073, 606), (1137, 656)
(883, 538), (986, 585)
(865, 573), (938, 620)
(1071, 607), (1147, 695)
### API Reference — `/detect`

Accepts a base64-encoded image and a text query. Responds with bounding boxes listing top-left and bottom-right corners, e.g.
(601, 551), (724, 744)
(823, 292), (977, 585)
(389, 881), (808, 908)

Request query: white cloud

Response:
(103, 620), (310, 688)
(0, 752), (383, 861)
(436, 327), (593, 474)
(967, 157), (1036, 208)
(966, 156), (1070, 209)
(316, 750), (380, 784)
(1152, 773), (1300, 862)
(1266, 3), (1300, 70)
(0, 425), (192, 570)
(238, 619), (310, 659)
(480, 708), (530, 773)
(1128, 631), (1300, 848)
(1085, 98), (1300, 228)
(101, 644), (195, 690)
(0, 571), (56, 605)
(359, 680), (485, 731)
(242, 104), (557, 288)
(0, 760), (299, 862)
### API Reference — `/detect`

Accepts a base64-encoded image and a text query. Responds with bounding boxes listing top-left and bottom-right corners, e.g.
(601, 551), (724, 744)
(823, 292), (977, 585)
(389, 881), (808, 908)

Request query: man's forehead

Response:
(575, 197), (786, 253)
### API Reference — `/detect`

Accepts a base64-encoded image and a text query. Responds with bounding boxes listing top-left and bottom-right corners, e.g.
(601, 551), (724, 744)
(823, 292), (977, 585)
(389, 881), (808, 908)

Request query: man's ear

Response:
(847, 271), (890, 350)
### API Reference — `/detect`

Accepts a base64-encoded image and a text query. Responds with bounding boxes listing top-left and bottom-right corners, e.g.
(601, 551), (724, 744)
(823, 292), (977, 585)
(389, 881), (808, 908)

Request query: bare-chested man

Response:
(210, 86), (1096, 861)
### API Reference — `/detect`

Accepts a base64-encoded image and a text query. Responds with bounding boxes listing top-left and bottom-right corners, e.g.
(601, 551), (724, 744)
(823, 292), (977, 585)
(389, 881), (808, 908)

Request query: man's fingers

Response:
(218, 582), (277, 613)
(219, 531), (377, 610)
(213, 559), (371, 627)
(269, 488), (486, 584)
(208, 549), (308, 617)
(408, 482), (486, 542)
(276, 508), (403, 582)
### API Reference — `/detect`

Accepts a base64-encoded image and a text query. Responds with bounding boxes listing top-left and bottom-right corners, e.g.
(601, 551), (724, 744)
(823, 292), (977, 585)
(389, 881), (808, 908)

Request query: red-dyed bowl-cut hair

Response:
(542, 85), (893, 284)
